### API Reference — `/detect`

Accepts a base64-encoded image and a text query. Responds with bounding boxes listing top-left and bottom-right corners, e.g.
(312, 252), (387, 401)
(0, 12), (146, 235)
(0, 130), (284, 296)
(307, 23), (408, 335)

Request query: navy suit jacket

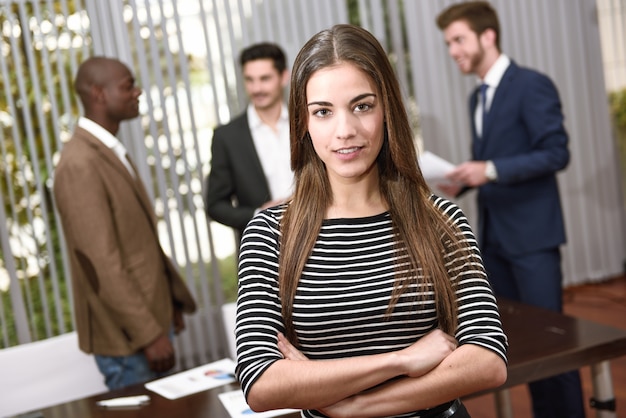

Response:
(205, 112), (271, 236)
(469, 61), (569, 255)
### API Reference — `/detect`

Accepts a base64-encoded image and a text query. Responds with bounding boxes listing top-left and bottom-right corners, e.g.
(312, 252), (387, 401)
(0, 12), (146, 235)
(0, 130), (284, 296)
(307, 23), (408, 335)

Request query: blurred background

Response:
(1, 0), (625, 369)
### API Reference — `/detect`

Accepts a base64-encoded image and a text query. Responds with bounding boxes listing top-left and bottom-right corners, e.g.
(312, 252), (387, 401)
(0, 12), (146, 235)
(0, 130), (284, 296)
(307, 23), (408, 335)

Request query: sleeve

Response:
(234, 209), (285, 400)
(434, 196), (508, 363)
(493, 72), (569, 185)
(205, 128), (257, 231)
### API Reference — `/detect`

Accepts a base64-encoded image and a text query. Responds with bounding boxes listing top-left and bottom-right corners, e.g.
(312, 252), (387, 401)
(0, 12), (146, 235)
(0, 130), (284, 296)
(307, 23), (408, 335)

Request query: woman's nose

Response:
(335, 112), (357, 139)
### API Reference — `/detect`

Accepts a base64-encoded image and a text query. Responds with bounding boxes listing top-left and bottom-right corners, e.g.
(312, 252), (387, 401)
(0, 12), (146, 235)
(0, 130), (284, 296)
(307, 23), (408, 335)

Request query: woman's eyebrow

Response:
(307, 100), (332, 107)
(307, 93), (376, 107)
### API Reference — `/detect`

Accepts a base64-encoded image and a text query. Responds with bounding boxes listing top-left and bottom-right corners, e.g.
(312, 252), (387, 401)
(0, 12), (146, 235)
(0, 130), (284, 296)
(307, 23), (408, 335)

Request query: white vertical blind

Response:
(598, 0), (626, 91)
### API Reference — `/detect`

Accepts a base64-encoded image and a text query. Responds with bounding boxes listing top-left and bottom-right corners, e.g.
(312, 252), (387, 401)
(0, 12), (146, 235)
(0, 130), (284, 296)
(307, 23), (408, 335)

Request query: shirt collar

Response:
(478, 54), (511, 89)
(246, 103), (288, 129)
(77, 117), (127, 153)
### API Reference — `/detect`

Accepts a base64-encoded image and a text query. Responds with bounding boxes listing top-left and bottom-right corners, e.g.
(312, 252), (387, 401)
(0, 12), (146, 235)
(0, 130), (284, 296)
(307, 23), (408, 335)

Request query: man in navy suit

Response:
(436, 2), (585, 417)
(205, 43), (293, 242)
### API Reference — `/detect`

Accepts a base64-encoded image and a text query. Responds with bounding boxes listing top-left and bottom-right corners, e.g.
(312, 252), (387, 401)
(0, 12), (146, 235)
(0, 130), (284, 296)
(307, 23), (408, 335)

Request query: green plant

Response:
(218, 255), (238, 302)
(608, 89), (626, 196)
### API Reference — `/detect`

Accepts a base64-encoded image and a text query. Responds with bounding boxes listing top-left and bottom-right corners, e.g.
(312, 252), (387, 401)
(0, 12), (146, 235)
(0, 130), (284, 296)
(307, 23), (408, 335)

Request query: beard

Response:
(251, 91), (282, 111)
(467, 45), (486, 74)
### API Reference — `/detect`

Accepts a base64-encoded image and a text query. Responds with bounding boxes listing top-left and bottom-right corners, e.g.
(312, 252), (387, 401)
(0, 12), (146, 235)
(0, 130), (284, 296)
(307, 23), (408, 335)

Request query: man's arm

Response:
(439, 73), (567, 198)
(205, 130), (257, 231)
(491, 72), (569, 184)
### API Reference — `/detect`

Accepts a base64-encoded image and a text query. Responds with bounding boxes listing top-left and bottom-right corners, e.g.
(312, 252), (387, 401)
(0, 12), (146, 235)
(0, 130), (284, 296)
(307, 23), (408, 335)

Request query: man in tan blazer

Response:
(53, 57), (196, 390)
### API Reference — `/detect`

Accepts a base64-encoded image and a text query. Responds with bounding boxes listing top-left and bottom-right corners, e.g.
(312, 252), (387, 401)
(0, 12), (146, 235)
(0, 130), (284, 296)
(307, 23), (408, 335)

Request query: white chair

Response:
(221, 302), (237, 360)
(0, 331), (108, 417)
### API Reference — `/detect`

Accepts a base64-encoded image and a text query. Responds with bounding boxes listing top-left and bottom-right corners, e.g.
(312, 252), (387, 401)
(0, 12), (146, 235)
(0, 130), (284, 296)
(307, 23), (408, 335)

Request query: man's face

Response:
(102, 62), (142, 122)
(443, 20), (486, 75)
(242, 58), (287, 111)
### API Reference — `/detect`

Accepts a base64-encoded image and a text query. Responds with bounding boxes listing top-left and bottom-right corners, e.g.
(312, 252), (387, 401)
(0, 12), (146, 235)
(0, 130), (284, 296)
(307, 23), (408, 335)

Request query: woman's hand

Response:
(318, 331), (458, 417)
(398, 329), (458, 377)
(274, 329), (457, 417)
(277, 328), (456, 376)
(277, 332), (308, 360)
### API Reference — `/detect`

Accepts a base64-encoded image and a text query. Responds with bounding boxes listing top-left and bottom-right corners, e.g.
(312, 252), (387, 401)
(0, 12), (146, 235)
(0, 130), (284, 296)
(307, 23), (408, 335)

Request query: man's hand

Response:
(445, 161), (488, 187)
(173, 308), (185, 334)
(143, 334), (175, 373)
(436, 182), (463, 198)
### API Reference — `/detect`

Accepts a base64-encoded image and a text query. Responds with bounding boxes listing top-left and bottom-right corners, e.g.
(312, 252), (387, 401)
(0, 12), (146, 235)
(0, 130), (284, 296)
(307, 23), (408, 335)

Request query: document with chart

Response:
(145, 358), (237, 400)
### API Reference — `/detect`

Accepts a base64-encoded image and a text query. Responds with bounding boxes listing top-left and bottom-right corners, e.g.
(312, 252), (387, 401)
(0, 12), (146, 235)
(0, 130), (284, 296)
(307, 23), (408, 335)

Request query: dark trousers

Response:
(529, 372), (586, 418)
(482, 238), (586, 418)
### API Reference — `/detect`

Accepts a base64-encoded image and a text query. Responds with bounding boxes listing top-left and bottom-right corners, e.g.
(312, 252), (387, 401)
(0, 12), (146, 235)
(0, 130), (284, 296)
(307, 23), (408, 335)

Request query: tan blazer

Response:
(53, 127), (196, 356)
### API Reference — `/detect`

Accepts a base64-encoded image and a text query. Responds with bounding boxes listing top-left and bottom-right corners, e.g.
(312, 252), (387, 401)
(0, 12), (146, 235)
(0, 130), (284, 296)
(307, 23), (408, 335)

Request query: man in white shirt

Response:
(53, 57), (196, 390)
(205, 43), (293, 243)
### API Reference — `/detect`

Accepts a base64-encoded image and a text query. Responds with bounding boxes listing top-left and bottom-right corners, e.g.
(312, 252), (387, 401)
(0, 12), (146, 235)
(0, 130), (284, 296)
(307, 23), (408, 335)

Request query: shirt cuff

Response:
(485, 160), (498, 182)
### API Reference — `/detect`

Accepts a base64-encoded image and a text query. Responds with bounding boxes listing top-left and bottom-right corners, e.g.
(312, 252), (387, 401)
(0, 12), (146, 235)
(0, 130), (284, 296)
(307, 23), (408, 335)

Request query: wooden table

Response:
(30, 299), (626, 418)
(31, 381), (300, 418)
(485, 299), (626, 418)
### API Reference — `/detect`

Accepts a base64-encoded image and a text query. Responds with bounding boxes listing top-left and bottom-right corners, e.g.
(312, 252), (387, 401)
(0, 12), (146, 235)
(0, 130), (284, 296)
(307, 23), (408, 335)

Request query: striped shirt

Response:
(236, 196), (507, 417)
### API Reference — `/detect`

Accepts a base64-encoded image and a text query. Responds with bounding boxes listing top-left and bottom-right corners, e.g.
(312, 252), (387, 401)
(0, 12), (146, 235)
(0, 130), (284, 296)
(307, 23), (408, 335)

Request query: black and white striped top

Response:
(236, 196), (507, 417)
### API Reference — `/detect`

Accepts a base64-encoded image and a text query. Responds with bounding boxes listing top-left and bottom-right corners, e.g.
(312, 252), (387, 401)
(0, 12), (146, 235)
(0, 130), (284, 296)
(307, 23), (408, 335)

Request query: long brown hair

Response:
(280, 24), (472, 344)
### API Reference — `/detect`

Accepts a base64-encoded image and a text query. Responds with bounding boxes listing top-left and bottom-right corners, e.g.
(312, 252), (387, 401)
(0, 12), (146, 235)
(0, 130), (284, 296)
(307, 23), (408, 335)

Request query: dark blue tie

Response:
(479, 83), (489, 136)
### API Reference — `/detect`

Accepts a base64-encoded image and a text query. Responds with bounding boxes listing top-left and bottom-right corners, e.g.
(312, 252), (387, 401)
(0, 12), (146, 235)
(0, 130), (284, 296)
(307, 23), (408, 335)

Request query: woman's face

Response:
(305, 62), (384, 188)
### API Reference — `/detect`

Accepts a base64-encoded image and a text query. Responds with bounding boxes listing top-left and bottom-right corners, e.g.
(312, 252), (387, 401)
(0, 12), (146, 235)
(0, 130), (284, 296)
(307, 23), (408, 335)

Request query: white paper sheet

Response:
(418, 151), (456, 182)
(218, 389), (298, 418)
(145, 358), (237, 400)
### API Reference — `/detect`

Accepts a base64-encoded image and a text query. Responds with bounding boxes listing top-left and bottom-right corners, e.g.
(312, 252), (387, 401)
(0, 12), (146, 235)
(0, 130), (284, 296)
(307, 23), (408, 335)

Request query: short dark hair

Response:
(436, 1), (501, 51)
(239, 42), (287, 73)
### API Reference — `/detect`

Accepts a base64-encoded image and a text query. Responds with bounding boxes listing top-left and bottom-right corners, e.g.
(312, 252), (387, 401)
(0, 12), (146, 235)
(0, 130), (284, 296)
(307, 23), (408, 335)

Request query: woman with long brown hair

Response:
(235, 24), (507, 418)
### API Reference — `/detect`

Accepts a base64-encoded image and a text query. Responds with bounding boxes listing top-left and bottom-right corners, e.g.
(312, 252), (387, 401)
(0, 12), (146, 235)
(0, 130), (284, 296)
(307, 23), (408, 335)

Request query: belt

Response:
(420, 398), (462, 418)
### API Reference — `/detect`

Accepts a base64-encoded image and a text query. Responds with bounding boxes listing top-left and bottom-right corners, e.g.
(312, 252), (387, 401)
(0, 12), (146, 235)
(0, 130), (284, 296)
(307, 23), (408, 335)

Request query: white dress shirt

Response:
(247, 104), (293, 201)
(475, 54), (511, 137)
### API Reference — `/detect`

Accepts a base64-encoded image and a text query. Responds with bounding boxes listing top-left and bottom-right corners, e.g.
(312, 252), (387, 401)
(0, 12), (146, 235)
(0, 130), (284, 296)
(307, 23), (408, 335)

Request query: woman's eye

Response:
(355, 103), (372, 112)
(313, 108), (330, 117)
